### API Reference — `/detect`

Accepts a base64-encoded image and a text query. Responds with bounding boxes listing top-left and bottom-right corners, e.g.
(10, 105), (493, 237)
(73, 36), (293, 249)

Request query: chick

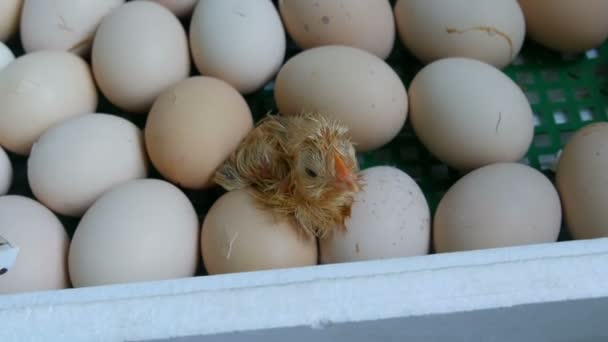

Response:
(214, 111), (362, 239)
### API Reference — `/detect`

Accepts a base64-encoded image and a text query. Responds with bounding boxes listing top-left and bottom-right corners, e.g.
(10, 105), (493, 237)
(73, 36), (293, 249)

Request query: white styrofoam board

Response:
(1, 238), (607, 342)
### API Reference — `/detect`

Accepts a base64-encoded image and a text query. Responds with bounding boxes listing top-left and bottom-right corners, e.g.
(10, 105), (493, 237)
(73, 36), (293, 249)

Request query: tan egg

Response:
(0, 195), (70, 294)
(408, 57), (533, 171)
(0, 146), (12, 196)
(0, 0), (23, 42)
(201, 189), (318, 275)
(68, 179), (200, 287)
(189, 0), (285, 94)
(279, 0), (395, 59)
(0, 50), (98, 155)
(434, 163), (562, 253)
(92, 1), (190, 113)
(274, 45), (408, 152)
(320, 166), (430, 264)
(556, 123), (608, 239)
(145, 76), (253, 189)
(394, 0), (525, 68)
(20, 0), (124, 55)
(142, 0), (197, 17)
(28, 113), (148, 217)
(518, 0), (608, 53)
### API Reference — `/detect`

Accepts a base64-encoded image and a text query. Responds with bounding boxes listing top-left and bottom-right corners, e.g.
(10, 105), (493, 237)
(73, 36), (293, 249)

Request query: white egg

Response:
(0, 146), (12, 195)
(0, 41), (14, 70)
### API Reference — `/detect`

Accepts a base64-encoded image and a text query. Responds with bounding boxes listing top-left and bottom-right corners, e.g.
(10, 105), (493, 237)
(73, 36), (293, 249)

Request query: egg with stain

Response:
(408, 57), (534, 171)
(0, 0), (23, 42)
(394, 0), (526, 68)
(320, 166), (430, 264)
(279, 0), (395, 59)
(201, 189), (318, 275)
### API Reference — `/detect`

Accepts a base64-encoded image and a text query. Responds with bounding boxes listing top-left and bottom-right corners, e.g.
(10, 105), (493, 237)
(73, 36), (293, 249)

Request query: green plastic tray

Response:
(5, 6), (608, 253)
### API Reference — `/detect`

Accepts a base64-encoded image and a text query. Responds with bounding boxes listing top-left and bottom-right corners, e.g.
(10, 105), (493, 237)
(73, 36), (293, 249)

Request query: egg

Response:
(189, 0), (285, 94)
(275, 45), (408, 152)
(320, 166), (430, 264)
(279, 0), (395, 59)
(434, 163), (562, 253)
(0, 0), (22, 42)
(68, 179), (200, 287)
(92, 1), (190, 113)
(394, 0), (525, 68)
(201, 189), (318, 275)
(20, 0), (124, 55)
(408, 57), (533, 171)
(0, 41), (14, 70)
(28, 113), (148, 217)
(556, 123), (608, 239)
(0, 146), (12, 196)
(145, 76), (253, 189)
(518, 0), (608, 53)
(141, 0), (198, 17)
(0, 50), (98, 155)
(0, 195), (70, 294)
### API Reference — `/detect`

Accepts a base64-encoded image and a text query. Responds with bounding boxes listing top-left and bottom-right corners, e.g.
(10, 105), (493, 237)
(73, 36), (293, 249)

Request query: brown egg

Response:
(0, 195), (70, 294)
(201, 189), (318, 275)
(434, 163), (562, 253)
(556, 123), (608, 239)
(279, 0), (395, 59)
(0, 50), (98, 155)
(92, 1), (190, 113)
(0, 0), (23, 42)
(145, 76), (253, 189)
(518, 0), (608, 53)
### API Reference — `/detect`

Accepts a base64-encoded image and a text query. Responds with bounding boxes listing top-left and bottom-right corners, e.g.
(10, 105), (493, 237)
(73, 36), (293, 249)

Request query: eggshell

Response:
(142, 0), (198, 17)
(189, 0), (285, 94)
(28, 113), (148, 217)
(518, 0), (608, 53)
(394, 0), (525, 68)
(0, 50), (98, 155)
(0, 146), (12, 196)
(201, 189), (318, 275)
(275, 45), (408, 152)
(0, 195), (70, 294)
(145, 76), (253, 189)
(556, 123), (608, 239)
(92, 1), (190, 113)
(434, 163), (562, 253)
(20, 0), (124, 55)
(0, 0), (22, 42)
(68, 179), (200, 287)
(408, 57), (533, 171)
(279, 0), (395, 59)
(0, 41), (14, 70)
(320, 166), (430, 264)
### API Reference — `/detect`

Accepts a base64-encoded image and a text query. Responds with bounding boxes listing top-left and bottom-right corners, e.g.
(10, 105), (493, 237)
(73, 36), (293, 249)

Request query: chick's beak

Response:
(334, 153), (358, 191)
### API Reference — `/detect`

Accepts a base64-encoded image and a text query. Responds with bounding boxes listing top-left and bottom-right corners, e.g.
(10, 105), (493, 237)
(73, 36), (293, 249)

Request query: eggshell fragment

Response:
(201, 189), (318, 275)
(394, 0), (525, 68)
(556, 122), (608, 239)
(408, 57), (533, 171)
(320, 166), (430, 264)
(275, 45), (408, 152)
(434, 163), (562, 253)
(0, 50), (98, 155)
(92, 1), (190, 113)
(145, 76), (253, 189)
(0, 195), (70, 294)
(279, 0), (395, 59)
(518, 0), (608, 53)
(190, 0), (286, 94)
(0, 146), (12, 196)
(0, 41), (14, 70)
(0, 0), (23, 42)
(68, 179), (200, 287)
(28, 113), (148, 217)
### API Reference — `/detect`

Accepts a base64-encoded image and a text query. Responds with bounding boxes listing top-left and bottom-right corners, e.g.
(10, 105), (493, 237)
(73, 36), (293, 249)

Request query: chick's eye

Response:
(305, 167), (317, 178)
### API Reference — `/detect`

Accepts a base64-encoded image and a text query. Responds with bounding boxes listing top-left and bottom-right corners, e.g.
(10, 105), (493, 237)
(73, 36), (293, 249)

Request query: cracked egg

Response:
(394, 0), (526, 69)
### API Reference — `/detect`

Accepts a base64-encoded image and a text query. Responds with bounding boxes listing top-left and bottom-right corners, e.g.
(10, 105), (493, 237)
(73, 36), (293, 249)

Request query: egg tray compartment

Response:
(4, 14), (608, 275)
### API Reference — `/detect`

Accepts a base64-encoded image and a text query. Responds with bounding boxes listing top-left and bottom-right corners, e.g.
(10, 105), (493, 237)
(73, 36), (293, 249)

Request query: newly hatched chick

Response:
(214, 111), (362, 239)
